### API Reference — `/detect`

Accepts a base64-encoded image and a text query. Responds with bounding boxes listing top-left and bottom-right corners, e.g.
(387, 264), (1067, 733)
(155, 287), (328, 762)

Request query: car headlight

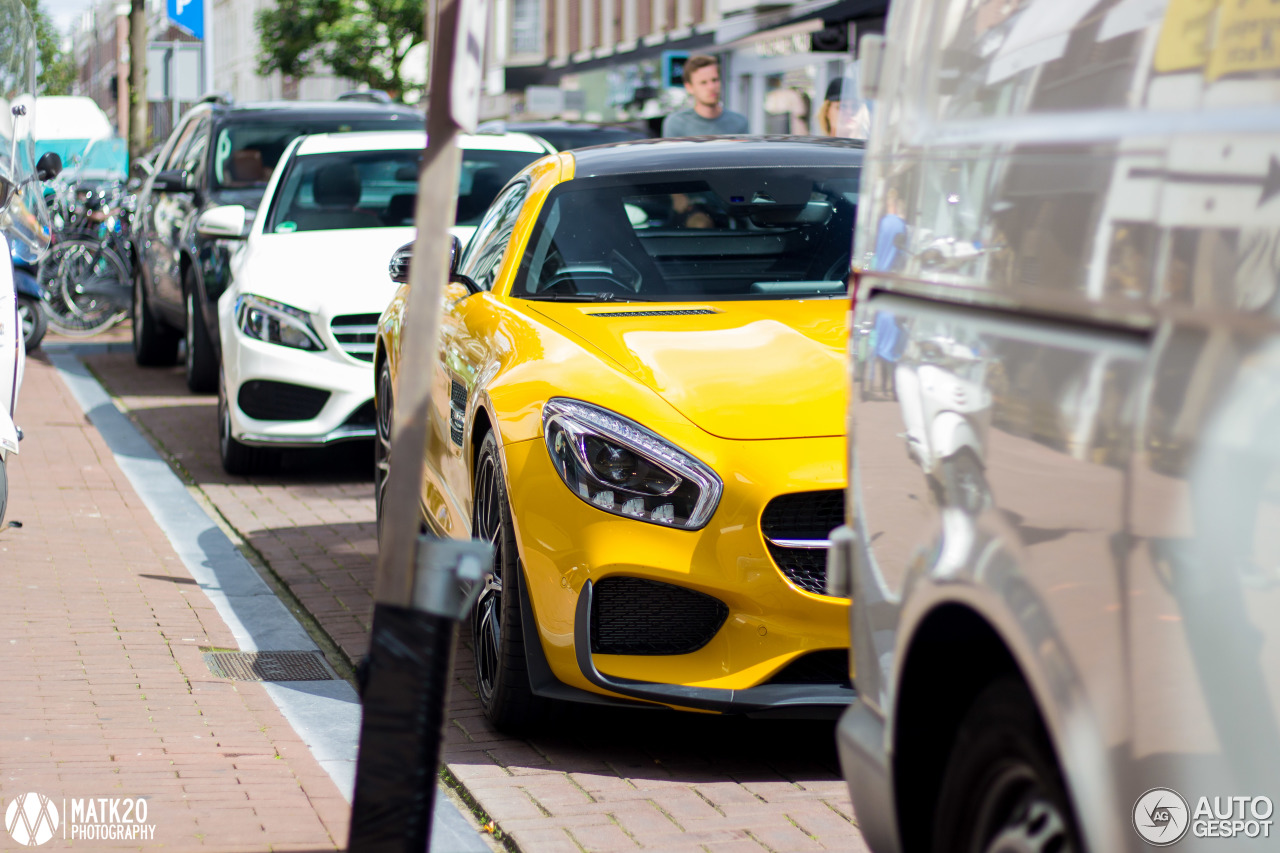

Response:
(235, 294), (325, 351)
(542, 398), (722, 530)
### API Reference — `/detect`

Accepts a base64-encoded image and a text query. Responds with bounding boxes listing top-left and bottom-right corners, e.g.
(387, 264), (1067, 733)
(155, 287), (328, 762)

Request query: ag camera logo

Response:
(5, 792), (59, 847)
(1134, 787), (1190, 846)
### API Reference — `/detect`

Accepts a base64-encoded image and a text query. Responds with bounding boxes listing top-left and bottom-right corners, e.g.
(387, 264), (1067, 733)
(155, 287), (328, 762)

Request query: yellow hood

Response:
(525, 299), (848, 440)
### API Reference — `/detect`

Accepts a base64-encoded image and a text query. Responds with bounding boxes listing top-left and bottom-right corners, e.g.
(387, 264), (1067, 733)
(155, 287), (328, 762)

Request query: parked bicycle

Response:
(38, 138), (134, 336)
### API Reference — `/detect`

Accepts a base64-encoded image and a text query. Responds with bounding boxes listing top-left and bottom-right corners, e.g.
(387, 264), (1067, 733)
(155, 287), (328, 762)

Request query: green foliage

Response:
(22, 0), (76, 95)
(256, 0), (425, 100)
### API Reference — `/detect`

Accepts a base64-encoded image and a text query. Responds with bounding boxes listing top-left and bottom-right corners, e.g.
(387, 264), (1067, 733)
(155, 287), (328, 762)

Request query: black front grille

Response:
(761, 490), (845, 595)
(330, 313), (379, 362)
(591, 577), (728, 656)
(449, 380), (466, 446)
(764, 650), (850, 688)
(238, 380), (330, 421)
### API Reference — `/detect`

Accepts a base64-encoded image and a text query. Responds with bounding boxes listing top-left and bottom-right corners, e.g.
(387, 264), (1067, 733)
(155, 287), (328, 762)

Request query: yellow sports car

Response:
(376, 137), (859, 728)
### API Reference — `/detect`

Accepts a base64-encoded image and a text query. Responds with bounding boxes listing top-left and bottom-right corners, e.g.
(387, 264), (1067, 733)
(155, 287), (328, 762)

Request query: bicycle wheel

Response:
(39, 238), (131, 336)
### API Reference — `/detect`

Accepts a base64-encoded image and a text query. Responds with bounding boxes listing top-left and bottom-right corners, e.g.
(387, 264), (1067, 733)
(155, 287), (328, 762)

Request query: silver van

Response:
(832, 2), (1280, 851)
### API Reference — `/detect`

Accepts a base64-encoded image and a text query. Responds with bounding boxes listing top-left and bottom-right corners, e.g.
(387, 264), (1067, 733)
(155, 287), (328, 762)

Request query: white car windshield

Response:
(265, 148), (541, 233)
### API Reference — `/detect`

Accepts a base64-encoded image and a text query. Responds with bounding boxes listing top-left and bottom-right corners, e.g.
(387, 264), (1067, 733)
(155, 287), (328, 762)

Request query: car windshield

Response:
(210, 118), (421, 192)
(513, 167), (859, 301)
(266, 147), (541, 233)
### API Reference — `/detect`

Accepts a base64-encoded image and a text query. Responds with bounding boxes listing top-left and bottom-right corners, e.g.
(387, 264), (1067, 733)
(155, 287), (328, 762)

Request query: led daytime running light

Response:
(542, 398), (722, 530)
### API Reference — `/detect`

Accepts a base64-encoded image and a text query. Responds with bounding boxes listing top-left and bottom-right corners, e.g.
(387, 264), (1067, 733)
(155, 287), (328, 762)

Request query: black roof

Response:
(569, 136), (865, 179)
(186, 100), (422, 124)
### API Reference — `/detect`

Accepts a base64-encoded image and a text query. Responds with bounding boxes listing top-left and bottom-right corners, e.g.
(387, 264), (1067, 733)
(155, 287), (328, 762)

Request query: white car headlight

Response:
(542, 398), (722, 530)
(235, 294), (324, 352)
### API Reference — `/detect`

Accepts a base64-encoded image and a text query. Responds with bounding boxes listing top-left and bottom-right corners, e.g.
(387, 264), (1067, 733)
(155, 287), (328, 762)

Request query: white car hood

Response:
(232, 228), (417, 318)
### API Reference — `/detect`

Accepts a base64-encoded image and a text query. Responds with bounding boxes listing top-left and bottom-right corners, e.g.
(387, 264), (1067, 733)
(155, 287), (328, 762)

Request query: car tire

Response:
(471, 430), (550, 733)
(931, 677), (1080, 853)
(184, 276), (217, 393)
(133, 268), (179, 366)
(17, 295), (47, 351)
(374, 359), (393, 547)
(218, 370), (280, 476)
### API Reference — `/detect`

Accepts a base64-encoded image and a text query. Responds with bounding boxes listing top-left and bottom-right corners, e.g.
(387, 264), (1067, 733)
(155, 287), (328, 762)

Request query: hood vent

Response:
(588, 309), (718, 318)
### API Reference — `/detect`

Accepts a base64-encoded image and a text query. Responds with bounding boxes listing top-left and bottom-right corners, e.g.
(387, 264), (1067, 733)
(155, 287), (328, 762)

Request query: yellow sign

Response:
(1207, 0), (1280, 80)
(1154, 0), (1218, 72)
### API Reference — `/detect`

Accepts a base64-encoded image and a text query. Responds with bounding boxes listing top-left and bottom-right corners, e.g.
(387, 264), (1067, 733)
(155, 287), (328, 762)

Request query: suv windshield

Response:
(513, 167), (859, 301)
(211, 118), (421, 192)
(266, 147), (540, 233)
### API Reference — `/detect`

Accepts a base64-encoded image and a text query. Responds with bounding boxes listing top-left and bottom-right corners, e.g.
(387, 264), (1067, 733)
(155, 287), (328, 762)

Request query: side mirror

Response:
(389, 241), (413, 283)
(388, 236), (480, 294)
(36, 152), (62, 182)
(154, 168), (193, 193)
(196, 205), (248, 238)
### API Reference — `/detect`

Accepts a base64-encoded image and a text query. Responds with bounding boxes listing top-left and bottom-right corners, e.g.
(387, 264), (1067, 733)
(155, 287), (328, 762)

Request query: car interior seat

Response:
(227, 149), (266, 186)
(291, 162), (383, 231)
(383, 193), (416, 226)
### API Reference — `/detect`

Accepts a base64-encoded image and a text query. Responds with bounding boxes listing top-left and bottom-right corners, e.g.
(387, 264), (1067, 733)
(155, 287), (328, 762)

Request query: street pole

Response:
(128, 0), (147, 162)
(347, 0), (492, 849)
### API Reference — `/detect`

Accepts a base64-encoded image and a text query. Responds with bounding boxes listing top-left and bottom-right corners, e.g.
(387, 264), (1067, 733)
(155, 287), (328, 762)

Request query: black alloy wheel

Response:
(931, 678), (1079, 853)
(132, 268), (179, 366)
(373, 359), (393, 545)
(16, 295), (47, 351)
(184, 276), (217, 393)
(470, 430), (549, 733)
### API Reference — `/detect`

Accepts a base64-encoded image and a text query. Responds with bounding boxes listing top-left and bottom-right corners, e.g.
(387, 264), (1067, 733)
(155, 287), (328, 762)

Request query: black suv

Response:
(131, 98), (422, 391)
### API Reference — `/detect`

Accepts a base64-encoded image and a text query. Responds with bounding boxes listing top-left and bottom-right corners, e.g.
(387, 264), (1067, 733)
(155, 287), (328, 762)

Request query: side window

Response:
(459, 181), (530, 291)
(160, 118), (201, 172)
(179, 120), (211, 185)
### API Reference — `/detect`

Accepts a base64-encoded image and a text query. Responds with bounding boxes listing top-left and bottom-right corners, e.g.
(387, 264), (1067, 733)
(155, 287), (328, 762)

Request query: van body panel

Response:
(839, 0), (1280, 850)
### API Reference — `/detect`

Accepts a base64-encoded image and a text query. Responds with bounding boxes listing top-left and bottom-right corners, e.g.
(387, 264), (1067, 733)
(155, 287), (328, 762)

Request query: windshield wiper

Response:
(522, 292), (652, 303)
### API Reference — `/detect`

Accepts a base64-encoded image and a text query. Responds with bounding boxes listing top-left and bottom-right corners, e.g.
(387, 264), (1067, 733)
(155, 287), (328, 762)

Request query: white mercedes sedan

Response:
(208, 129), (552, 473)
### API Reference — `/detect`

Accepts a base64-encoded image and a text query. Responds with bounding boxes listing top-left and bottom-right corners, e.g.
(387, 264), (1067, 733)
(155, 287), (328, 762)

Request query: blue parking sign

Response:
(168, 0), (203, 40)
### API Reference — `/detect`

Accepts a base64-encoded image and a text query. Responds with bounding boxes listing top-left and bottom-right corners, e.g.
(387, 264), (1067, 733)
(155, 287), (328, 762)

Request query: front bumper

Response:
(502, 432), (853, 715)
(222, 333), (374, 447)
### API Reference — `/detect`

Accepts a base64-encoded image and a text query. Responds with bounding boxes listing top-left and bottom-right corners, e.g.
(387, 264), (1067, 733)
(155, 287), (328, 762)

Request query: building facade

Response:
(485, 0), (888, 133)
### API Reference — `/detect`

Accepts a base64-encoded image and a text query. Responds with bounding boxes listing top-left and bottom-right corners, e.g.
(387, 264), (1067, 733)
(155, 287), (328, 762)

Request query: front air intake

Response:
(760, 490), (845, 595)
(591, 576), (727, 655)
(237, 380), (330, 421)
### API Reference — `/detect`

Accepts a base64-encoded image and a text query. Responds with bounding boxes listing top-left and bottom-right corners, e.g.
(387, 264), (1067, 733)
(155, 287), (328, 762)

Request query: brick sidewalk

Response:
(83, 349), (871, 853)
(0, 352), (349, 850)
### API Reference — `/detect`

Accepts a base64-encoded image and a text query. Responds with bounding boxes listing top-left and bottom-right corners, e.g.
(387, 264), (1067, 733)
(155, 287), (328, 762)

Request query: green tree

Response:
(256, 0), (425, 101)
(22, 0), (76, 95)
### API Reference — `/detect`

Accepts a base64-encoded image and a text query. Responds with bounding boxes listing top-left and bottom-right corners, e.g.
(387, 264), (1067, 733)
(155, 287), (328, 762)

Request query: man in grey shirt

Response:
(661, 55), (749, 137)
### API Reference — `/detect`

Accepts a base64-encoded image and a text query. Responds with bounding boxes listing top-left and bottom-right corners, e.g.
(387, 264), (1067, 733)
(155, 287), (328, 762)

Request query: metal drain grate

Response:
(203, 651), (334, 682)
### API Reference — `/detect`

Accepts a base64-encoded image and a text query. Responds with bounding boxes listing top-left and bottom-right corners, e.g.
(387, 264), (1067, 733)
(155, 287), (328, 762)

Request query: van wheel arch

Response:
(893, 605), (1038, 852)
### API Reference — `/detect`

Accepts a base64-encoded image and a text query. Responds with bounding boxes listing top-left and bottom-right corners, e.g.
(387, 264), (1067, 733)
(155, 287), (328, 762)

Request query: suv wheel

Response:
(932, 678), (1079, 853)
(133, 269), (179, 366)
(184, 275), (217, 392)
